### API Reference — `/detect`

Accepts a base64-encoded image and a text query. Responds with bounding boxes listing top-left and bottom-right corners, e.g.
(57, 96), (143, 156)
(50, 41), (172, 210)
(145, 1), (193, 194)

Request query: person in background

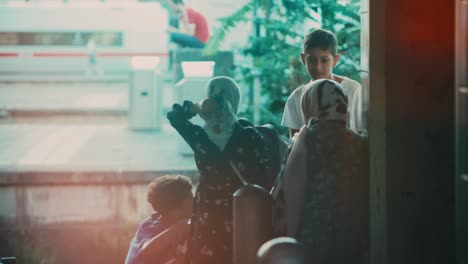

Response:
(162, 0), (210, 48)
(167, 76), (270, 264)
(85, 38), (102, 76)
(282, 28), (363, 138)
(125, 175), (193, 264)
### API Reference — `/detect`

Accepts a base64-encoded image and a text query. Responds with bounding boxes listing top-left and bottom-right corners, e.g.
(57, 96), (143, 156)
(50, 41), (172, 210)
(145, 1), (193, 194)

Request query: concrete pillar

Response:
(368, 0), (456, 263)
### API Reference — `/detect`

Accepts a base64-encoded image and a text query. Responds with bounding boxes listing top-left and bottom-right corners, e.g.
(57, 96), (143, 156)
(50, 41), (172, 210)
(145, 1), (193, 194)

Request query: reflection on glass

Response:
(459, 2), (467, 84)
(0, 32), (123, 46)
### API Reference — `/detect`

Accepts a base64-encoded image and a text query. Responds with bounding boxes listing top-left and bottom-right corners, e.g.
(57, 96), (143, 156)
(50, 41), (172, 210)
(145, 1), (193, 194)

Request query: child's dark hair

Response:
(147, 175), (192, 216)
(302, 29), (338, 56)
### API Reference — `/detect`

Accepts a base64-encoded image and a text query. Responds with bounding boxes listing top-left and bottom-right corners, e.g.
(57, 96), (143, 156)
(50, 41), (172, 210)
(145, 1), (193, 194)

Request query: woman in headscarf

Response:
(167, 76), (270, 264)
(272, 79), (369, 264)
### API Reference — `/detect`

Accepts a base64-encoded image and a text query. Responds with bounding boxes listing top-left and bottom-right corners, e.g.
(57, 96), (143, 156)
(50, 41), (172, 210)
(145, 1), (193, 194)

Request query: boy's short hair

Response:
(302, 29), (338, 56)
(147, 175), (192, 216)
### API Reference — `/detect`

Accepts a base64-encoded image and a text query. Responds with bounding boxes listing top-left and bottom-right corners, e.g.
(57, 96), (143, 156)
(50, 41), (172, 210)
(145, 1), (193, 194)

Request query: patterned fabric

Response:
(271, 146), (290, 237)
(301, 79), (348, 124)
(303, 121), (368, 264)
(272, 79), (369, 263)
(200, 76), (240, 151)
(273, 122), (368, 264)
(281, 77), (363, 132)
(167, 106), (270, 264)
(205, 76), (240, 114)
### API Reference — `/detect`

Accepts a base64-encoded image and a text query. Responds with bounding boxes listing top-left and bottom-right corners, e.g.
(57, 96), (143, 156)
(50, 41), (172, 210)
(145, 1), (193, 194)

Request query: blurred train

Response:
(0, 2), (170, 76)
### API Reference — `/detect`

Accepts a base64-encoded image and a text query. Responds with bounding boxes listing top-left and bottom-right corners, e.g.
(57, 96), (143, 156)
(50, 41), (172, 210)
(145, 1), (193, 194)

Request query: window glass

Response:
(0, 32), (123, 46)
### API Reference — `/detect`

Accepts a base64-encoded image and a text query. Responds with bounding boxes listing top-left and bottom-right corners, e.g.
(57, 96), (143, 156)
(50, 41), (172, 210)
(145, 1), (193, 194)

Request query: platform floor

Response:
(0, 122), (196, 172)
(0, 80), (196, 174)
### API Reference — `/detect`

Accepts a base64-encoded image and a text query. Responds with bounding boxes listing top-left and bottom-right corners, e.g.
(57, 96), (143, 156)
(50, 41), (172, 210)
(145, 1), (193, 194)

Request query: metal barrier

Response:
(233, 184), (272, 264)
(257, 237), (309, 264)
(128, 57), (163, 131)
(173, 49), (234, 82)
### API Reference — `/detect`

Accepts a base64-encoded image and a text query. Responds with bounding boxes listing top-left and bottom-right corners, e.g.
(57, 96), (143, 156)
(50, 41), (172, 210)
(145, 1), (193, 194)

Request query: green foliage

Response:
(204, 0), (361, 132)
(202, 2), (254, 56)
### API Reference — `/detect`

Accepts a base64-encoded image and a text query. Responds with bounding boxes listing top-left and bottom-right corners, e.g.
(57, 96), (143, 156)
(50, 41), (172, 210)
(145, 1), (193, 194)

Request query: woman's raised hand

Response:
(167, 101), (197, 121)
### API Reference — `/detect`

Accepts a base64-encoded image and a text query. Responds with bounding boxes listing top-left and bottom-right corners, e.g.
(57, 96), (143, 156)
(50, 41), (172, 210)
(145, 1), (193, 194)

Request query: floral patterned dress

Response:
(273, 120), (369, 264)
(167, 110), (270, 264)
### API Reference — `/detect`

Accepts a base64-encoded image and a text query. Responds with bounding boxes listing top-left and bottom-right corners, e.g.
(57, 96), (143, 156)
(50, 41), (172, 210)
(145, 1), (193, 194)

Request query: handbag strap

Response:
(229, 161), (248, 186)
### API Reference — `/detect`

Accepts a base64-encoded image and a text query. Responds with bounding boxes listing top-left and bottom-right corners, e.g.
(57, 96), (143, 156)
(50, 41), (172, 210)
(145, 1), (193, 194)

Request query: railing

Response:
(233, 183), (309, 264)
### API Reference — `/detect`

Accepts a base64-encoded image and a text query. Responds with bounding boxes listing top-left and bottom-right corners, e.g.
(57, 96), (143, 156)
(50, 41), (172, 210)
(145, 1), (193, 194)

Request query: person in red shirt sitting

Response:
(163, 0), (210, 48)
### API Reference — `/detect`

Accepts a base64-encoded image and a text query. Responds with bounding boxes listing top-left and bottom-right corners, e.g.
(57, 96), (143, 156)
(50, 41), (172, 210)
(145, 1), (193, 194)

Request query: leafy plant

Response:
(204, 0), (361, 133)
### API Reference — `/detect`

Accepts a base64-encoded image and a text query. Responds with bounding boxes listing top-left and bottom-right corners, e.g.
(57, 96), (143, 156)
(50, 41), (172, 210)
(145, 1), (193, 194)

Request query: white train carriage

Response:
(0, 2), (169, 76)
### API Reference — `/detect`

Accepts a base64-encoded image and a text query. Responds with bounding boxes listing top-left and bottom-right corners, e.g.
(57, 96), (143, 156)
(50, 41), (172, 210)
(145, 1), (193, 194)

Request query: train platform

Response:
(0, 80), (197, 180)
(0, 81), (199, 264)
(0, 80), (129, 114)
(0, 122), (196, 172)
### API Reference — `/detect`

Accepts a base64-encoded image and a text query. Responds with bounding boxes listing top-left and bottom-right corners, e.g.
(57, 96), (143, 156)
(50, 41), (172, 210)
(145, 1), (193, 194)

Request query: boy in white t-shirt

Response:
(282, 29), (363, 138)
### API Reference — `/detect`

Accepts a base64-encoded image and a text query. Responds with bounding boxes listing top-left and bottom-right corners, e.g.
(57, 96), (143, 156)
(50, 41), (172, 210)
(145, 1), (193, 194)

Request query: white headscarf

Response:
(301, 79), (348, 125)
(201, 76), (240, 151)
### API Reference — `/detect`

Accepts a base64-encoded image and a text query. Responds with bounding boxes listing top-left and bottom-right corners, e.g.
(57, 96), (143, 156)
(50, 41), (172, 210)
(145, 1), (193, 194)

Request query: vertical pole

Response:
(455, 0), (468, 262)
(233, 184), (272, 264)
(252, 70), (261, 125)
(251, 0), (261, 125)
(368, 0), (388, 262)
